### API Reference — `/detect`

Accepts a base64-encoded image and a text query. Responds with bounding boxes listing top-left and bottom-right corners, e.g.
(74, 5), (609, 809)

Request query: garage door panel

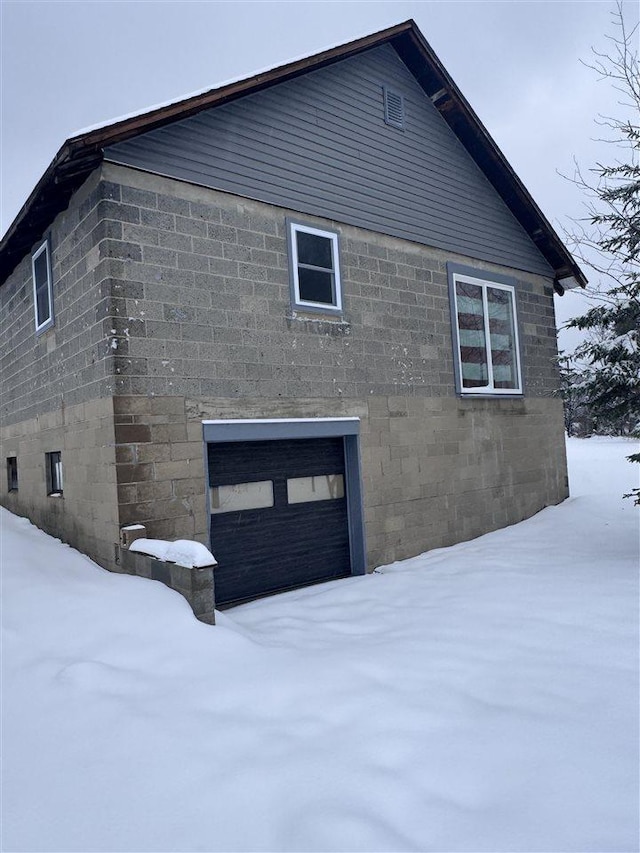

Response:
(209, 436), (351, 606)
(211, 500), (349, 564)
(208, 438), (345, 485)
(211, 505), (350, 604)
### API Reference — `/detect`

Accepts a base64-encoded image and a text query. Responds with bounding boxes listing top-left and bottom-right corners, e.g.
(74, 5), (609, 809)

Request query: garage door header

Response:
(203, 418), (360, 443)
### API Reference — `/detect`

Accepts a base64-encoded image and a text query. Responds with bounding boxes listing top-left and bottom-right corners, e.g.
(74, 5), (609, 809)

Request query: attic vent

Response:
(383, 87), (404, 130)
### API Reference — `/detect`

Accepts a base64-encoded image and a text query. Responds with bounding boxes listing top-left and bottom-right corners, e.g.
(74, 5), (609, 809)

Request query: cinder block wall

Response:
(99, 162), (568, 569)
(1, 159), (568, 577)
(360, 395), (567, 566)
(110, 392), (566, 570)
(100, 163), (560, 401)
(0, 171), (121, 562)
(1, 399), (119, 566)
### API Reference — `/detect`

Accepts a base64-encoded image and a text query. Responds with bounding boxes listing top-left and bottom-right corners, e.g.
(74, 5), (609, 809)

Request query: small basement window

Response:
(7, 457), (18, 492)
(46, 451), (63, 496)
(288, 221), (342, 314)
(32, 238), (54, 333)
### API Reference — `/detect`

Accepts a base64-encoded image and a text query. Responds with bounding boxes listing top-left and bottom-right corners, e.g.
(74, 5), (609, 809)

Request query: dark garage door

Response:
(208, 437), (351, 606)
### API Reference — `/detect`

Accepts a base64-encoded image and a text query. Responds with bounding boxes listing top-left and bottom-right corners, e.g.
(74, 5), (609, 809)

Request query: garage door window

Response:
(287, 473), (345, 504)
(210, 480), (274, 513)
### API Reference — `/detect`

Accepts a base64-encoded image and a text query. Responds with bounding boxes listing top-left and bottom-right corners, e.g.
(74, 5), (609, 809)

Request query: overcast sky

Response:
(1, 0), (637, 347)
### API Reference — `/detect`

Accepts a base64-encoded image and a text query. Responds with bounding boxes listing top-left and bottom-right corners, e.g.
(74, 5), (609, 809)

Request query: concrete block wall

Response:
(0, 398), (119, 567)
(97, 161), (567, 571)
(100, 162), (561, 402)
(0, 171), (125, 427)
(111, 391), (568, 573)
(0, 171), (125, 565)
(113, 394), (207, 542)
(116, 546), (215, 624)
(1, 158), (569, 597)
(359, 395), (568, 567)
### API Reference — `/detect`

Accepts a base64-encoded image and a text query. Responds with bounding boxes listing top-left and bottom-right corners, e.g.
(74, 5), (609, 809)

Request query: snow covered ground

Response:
(2, 438), (639, 853)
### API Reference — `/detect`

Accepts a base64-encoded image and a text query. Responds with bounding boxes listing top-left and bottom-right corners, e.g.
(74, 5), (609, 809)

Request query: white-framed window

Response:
(288, 221), (342, 314)
(46, 451), (63, 496)
(450, 269), (522, 395)
(32, 238), (54, 333)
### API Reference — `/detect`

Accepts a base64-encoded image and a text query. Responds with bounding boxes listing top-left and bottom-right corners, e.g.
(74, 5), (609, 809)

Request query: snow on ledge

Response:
(129, 538), (217, 569)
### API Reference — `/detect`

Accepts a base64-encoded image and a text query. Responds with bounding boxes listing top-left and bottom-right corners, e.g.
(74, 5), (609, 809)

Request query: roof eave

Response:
(68, 20), (417, 152)
(0, 18), (586, 290)
(0, 140), (104, 280)
(0, 20), (416, 282)
(390, 27), (587, 290)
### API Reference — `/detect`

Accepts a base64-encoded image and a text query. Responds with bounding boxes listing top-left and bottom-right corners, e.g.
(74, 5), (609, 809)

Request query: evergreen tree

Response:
(562, 3), (639, 502)
(556, 355), (593, 437)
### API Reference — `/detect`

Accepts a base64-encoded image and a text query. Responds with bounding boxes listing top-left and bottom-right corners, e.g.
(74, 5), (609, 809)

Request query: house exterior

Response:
(0, 21), (585, 619)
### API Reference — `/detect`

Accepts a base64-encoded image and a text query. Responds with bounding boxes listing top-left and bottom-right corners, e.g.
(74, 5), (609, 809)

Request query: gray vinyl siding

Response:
(105, 44), (553, 278)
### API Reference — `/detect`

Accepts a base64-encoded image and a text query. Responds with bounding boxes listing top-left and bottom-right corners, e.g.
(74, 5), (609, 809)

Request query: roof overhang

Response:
(0, 20), (586, 290)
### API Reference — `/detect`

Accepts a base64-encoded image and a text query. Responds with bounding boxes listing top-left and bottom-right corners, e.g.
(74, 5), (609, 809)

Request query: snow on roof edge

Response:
(69, 23), (393, 139)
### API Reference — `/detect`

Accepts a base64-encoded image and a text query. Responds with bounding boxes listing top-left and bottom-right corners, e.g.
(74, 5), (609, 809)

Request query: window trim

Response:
(287, 219), (343, 315)
(447, 263), (523, 397)
(7, 457), (18, 492)
(32, 237), (54, 334)
(46, 451), (63, 496)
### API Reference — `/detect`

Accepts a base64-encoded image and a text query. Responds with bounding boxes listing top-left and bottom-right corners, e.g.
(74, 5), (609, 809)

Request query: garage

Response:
(204, 418), (366, 607)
